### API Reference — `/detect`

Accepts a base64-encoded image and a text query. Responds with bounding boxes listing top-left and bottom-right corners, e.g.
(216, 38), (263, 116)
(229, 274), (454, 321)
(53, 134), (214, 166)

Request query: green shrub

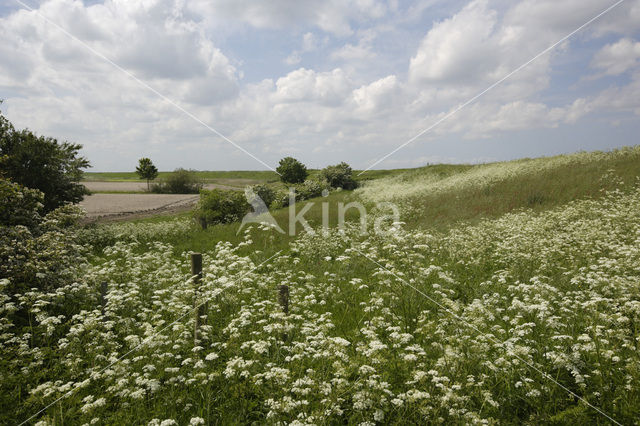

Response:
(276, 157), (308, 184)
(321, 162), (357, 190)
(194, 189), (250, 225)
(151, 168), (203, 194)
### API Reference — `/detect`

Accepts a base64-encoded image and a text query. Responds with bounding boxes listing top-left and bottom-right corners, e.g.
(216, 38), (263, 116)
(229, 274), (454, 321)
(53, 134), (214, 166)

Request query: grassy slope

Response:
(358, 146), (640, 230)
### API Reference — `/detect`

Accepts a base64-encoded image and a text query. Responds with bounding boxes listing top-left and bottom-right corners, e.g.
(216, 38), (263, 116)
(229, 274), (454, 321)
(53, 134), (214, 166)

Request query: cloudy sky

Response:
(1, 0), (639, 172)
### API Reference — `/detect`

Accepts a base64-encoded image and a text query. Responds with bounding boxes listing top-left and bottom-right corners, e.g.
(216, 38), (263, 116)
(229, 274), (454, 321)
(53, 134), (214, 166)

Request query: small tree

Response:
(276, 157), (308, 184)
(136, 157), (159, 190)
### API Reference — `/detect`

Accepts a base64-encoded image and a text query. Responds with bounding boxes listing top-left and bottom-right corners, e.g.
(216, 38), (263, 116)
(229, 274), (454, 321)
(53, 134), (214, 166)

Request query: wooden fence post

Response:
(191, 253), (206, 344)
(278, 285), (289, 341)
(278, 285), (289, 315)
(198, 217), (207, 230)
(100, 281), (108, 318)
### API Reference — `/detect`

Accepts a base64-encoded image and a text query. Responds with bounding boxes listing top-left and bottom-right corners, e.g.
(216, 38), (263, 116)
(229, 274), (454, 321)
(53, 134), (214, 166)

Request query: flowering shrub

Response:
(296, 179), (327, 200)
(0, 178), (44, 229)
(3, 175), (640, 424)
(0, 179), (87, 297)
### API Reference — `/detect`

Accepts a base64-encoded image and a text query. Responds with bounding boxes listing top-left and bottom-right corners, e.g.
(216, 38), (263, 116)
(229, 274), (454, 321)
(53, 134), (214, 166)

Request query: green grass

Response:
(353, 167), (419, 182)
(127, 190), (365, 259)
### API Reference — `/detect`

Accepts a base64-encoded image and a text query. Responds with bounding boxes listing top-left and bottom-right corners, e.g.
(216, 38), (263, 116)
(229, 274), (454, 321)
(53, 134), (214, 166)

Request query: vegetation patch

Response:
(3, 147), (640, 424)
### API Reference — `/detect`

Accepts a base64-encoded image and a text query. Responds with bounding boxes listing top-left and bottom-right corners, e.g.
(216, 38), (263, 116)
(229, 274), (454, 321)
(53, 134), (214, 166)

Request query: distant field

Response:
(83, 170), (281, 183)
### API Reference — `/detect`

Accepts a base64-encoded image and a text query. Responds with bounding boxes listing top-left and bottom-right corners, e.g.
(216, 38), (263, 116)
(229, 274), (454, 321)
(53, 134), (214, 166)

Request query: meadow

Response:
(3, 147), (640, 424)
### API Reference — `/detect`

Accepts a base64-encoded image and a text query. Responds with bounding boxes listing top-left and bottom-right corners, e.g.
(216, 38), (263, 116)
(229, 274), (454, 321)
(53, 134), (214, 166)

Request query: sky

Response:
(0, 0), (639, 172)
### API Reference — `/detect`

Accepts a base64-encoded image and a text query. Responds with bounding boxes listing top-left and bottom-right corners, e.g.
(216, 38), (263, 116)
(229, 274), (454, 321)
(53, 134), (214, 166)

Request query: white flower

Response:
(205, 352), (219, 361)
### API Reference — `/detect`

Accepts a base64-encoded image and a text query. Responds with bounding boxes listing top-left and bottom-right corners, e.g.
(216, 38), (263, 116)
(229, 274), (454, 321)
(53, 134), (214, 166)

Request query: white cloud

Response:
(331, 28), (379, 64)
(284, 52), (301, 66)
(0, 0), (241, 170)
(409, 0), (498, 85)
(407, 0), (553, 110)
(585, 72), (640, 116)
(591, 38), (640, 76)
(273, 68), (352, 105)
(351, 75), (399, 116)
(589, 0), (640, 36)
(331, 43), (375, 62)
(462, 101), (563, 138)
(189, 0), (387, 36)
(505, 0), (617, 36)
(0, 0), (239, 93)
